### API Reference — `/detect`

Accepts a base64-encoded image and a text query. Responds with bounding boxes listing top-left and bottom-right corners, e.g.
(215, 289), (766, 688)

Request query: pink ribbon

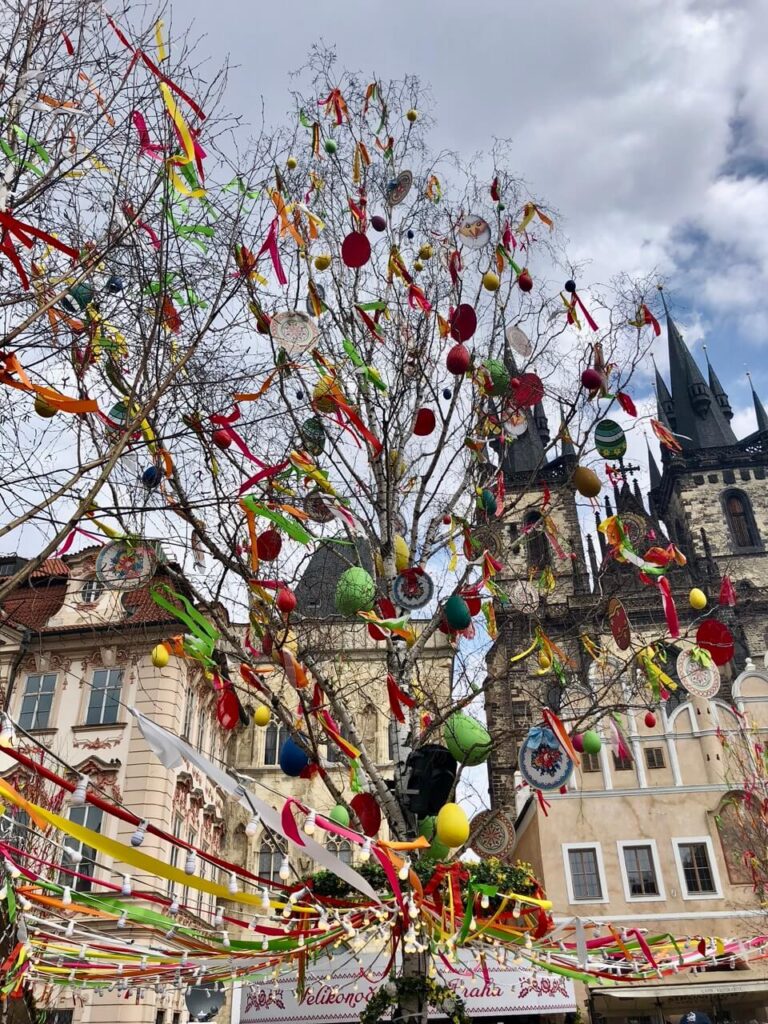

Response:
(131, 111), (164, 161)
(658, 575), (679, 638)
(54, 526), (104, 557)
(255, 218), (287, 286)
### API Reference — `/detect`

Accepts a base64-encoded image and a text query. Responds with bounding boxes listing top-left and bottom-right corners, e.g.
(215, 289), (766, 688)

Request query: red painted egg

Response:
(216, 689), (240, 730)
(212, 429), (232, 450)
(571, 732), (584, 753)
(449, 304), (477, 342)
(276, 587), (297, 614)
(341, 232), (371, 268)
(581, 368), (603, 391)
(413, 408), (436, 436)
(517, 269), (533, 292)
(370, 215), (387, 232)
(696, 619), (735, 666)
(644, 711), (657, 728)
(257, 529), (282, 561)
(351, 793), (381, 837)
(446, 343), (471, 375)
(511, 372), (544, 407)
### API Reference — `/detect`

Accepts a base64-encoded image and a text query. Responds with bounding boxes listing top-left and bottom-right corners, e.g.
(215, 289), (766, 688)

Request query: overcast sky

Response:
(177, 0), (767, 440)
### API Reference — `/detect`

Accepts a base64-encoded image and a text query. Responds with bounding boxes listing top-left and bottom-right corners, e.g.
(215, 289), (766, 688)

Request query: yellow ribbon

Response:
(154, 19), (168, 62)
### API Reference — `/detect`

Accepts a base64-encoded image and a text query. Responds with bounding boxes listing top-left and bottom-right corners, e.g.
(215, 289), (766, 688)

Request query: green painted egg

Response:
(335, 567), (376, 616)
(582, 729), (602, 755)
(444, 713), (492, 766)
(444, 594), (471, 631)
(482, 359), (510, 397)
(300, 416), (326, 456)
(594, 419), (627, 459)
(418, 816), (436, 841)
(329, 804), (350, 827)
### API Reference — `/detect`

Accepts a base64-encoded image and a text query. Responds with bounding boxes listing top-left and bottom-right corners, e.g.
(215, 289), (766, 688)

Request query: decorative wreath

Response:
(359, 976), (471, 1024)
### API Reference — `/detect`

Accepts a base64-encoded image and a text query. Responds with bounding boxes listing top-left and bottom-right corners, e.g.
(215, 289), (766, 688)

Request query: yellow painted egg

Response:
(406, 109), (418, 122)
(418, 244), (433, 260)
(314, 254), (332, 271)
(286, 156), (298, 169)
(689, 588), (707, 611)
(436, 802), (470, 849)
(254, 706), (271, 727)
(313, 378), (336, 413)
(151, 645), (169, 669)
(34, 395), (57, 418)
(482, 271), (500, 292)
(572, 466), (602, 498)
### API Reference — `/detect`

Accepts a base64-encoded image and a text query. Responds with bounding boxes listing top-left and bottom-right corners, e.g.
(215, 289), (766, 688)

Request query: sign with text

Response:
(240, 953), (576, 1022)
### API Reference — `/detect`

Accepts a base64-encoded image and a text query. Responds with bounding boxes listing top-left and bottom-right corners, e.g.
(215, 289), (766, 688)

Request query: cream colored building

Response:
(0, 548), (230, 1024)
(486, 311), (768, 1022)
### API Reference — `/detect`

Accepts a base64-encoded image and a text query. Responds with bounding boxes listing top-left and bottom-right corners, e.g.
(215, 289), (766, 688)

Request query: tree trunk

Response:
(397, 949), (429, 1024)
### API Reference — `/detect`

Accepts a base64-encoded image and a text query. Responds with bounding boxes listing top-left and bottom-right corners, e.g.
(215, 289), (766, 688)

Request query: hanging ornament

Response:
(341, 232), (371, 268)
(572, 466), (602, 497)
(443, 594), (472, 630)
(386, 170), (413, 206)
(449, 304), (477, 342)
(335, 567), (376, 615)
(256, 529), (283, 561)
(313, 254), (332, 271)
(151, 644), (170, 668)
(435, 802), (470, 848)
(299, 416), (327, 456)
(413, 408), (436, 436)
(505, 324), (532, 357)
(581, 730), (601, 755)
(470, 810), (516, 861)
(482, 270), (500, 292)
(480, 358), (510, 397)
(676, 649), (721, 698)
(216, 687), (240, 730)
(695, 619), (734, 666)
(607, 597), (631, 651)
(510, 372), (544, 407)
(370, 214), (387, 231)
(330, 804), (350, 826)
(96, 541), (158, 591)
(517, 268), (533, 292)
(644, 711), (657, 728)
(444, 713), (491, 766)
(594, 419), (627, 459)
(446, 343), (471, 375)
(457, 214), (491, 248)
(254, 706), (271, 727)
(279, 736), (311, 777)
(689, 588), (707, 611)
(350, 793), (381, 836)
(212, 429), (232, 450)
(142, 465), (163, 489)
(393, 568), (435, 610)
(270, 310), (318, 354)
(276, 587), (297, 614)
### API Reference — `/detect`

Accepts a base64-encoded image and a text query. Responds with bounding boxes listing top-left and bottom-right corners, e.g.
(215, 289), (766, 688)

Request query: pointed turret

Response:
(654, 360), (676, 430)
(646, 439), (662, 490)
(658, 289), (737, 450)
(533, 401), (550, 448)
(749, 374), (768, 433)
(705, 349), (733, 421)
(558, 402), (576, 459)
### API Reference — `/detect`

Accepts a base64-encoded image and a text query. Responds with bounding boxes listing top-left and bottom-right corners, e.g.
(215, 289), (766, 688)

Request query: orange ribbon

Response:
(0, 352), (98, 413)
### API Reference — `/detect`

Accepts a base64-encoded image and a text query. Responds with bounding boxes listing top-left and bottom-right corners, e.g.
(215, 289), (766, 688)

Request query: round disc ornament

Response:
(470, 809), (516, 862)
(386, 170), (413, 207)
(304, 489), (334, 523)
(341, 232), (371, 268)
(676, 649), (721, 699)
(472, 525), (504, 561)
(518, 725), (573, 792)
(270, 310), (318, 354)
(594, 419), (627, 459)
(393, 568), (435, 610)
(511, 372), (544, 408)
(96, 540), (158, 591)
(619, 512), (647, 551)
(505, 324), (533, 357)
(457, 214), (491, 249)
(607, 597), (631, 651)
(508, 579), (539, 614)
(449, 304), (477, 342)
(696, 619), (735, 666)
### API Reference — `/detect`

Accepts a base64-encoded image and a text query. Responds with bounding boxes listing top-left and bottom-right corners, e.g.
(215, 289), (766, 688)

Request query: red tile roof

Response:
(1, 583), (68, 631)
(30, 558), (69, 579)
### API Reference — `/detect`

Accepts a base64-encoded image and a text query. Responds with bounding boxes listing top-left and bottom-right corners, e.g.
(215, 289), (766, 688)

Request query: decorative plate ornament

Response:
(305, 283), (325, 316)
(695, 619), (735, 667)
(594, 419), (627, 459)
(386, 170), (413, 207)
(505, 324), (533, 357)
(471, 525), (504, 561)
(676, 649), (721, 699)
(588, 654), (624, 692)
(501, 405), (529, 438)
(393, 568), (435, 610)
(607, 597), (631, 651)
(618, 512), (647, 551)
(303, 490), (334, 523)
(457, 214), (491, 249)
(508, 579), (540, 614)
(518, 725), (573, 792)
(96, 540), (158, 591)
(270, 310), (318, 354)
(469, 809), (516, 862)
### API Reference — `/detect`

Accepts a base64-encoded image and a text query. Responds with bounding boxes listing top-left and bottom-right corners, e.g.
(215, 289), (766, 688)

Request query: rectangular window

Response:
(645, 747), (665, 770)
(197, 708), (207, 753)
(567, 847), (603, 901)
(155, 1012), (166, 1024)
(19, 673), (56, 730)
(85, 669), (122, 726)
(169, 815), (182, 896)
(182, 689), (195, 740)
(68, 805), (103, 891)
(172, 1013), (181, 1024)
(582, 752), (601, 773)
(677, 841), (716, 895)
(622, 844), (660, 897)
(612, 752), (633, 772)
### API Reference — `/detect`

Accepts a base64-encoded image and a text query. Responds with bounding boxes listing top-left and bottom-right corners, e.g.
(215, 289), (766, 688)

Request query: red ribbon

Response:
(641, 304), (661, 336)
(255, 218), (287, 286)
(122, 203), (161, 249)
(131, 110), (164, 161)
(0, 212), (79, 290)
(658, 575), (679, 638)
(408, 283), (431, 312)
(616, 391), (637, 417)
(719, 574), (737, 607)
(448, 250), (462, 285)
(386, 674), (416, 724)
(317, 88), (348, 125)
(567, 291), (599, 331)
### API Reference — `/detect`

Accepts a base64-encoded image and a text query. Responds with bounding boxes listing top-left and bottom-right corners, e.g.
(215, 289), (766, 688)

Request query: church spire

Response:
(646, 439), (662, 490)
(657, 288), (736, 450)
(705, 347), (733, 421)
(653, 357), (676, 430)
(748, 372), (768, 433)
(496, 350), (548, 481)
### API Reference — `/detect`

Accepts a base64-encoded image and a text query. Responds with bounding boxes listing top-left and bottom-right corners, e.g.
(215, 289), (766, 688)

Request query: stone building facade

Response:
(485, 307), (768, 1022)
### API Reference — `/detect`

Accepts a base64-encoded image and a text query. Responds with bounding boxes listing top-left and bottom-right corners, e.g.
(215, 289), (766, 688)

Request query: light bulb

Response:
(121, 875), (132, 896)
(398, 857), (411, 881)
(214, 909), (224, 928)
(4, 858), (20, 879)
(63, 845), (82, 865)
(70, 775), (89, 807)
(245, 814), (260, 837)
(260, 888), (271, 914)
(298, 934), (305, 948)
(228, 873), (238, 895)
(61, 886), (72, 906)
(65, 921), (75, 937)
(261, 938), (269, 951)
(222, 930), (230, 948)
(184, 850), (196, 875)
(480, 894), (490, 910)
(168, 893), (179, 916)
(360, 838), (371, 863)
(303, 810), (316, 836)
(278, 856), (290, 881)
(131, 820), (147, 847)
(0, 714), (15, 747)
(117, 912), (127, 929)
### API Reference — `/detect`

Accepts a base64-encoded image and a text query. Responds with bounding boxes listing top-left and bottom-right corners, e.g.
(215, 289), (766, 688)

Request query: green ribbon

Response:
(240, 498), (312, 545)
(150, 584), (219, 666)
(342, 339), (387, 392)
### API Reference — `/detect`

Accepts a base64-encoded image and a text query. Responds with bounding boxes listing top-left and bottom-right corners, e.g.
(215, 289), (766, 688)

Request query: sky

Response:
(175, 0), (768, 439)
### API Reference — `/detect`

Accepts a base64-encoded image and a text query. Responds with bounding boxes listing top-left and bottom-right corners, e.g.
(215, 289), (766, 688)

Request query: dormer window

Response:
(79, 578), (104, 604)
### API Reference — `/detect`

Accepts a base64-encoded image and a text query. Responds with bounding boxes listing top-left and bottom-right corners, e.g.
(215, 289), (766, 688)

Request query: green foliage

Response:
(359, 976), (471, 1024)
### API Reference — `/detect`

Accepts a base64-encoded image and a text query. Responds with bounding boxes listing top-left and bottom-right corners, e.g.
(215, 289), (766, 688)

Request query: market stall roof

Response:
(593, 978), (768, 1000)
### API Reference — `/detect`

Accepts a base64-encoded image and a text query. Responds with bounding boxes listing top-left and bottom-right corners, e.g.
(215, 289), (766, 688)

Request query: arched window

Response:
(258, 837), (287, 882)
(715, 792), (761, 885)
(326, 837), (353, 866)
(723, 490), (761, 549)
(263, 722), (285, 765)
(524, 512), (550, 571)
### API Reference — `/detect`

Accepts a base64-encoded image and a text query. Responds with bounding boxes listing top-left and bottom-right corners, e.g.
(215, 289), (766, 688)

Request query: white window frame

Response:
(672, 836), (722, 900)
(79, 578), (104, 604)
(562, 842), (609, 905)
(617, 839), (665, 902)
